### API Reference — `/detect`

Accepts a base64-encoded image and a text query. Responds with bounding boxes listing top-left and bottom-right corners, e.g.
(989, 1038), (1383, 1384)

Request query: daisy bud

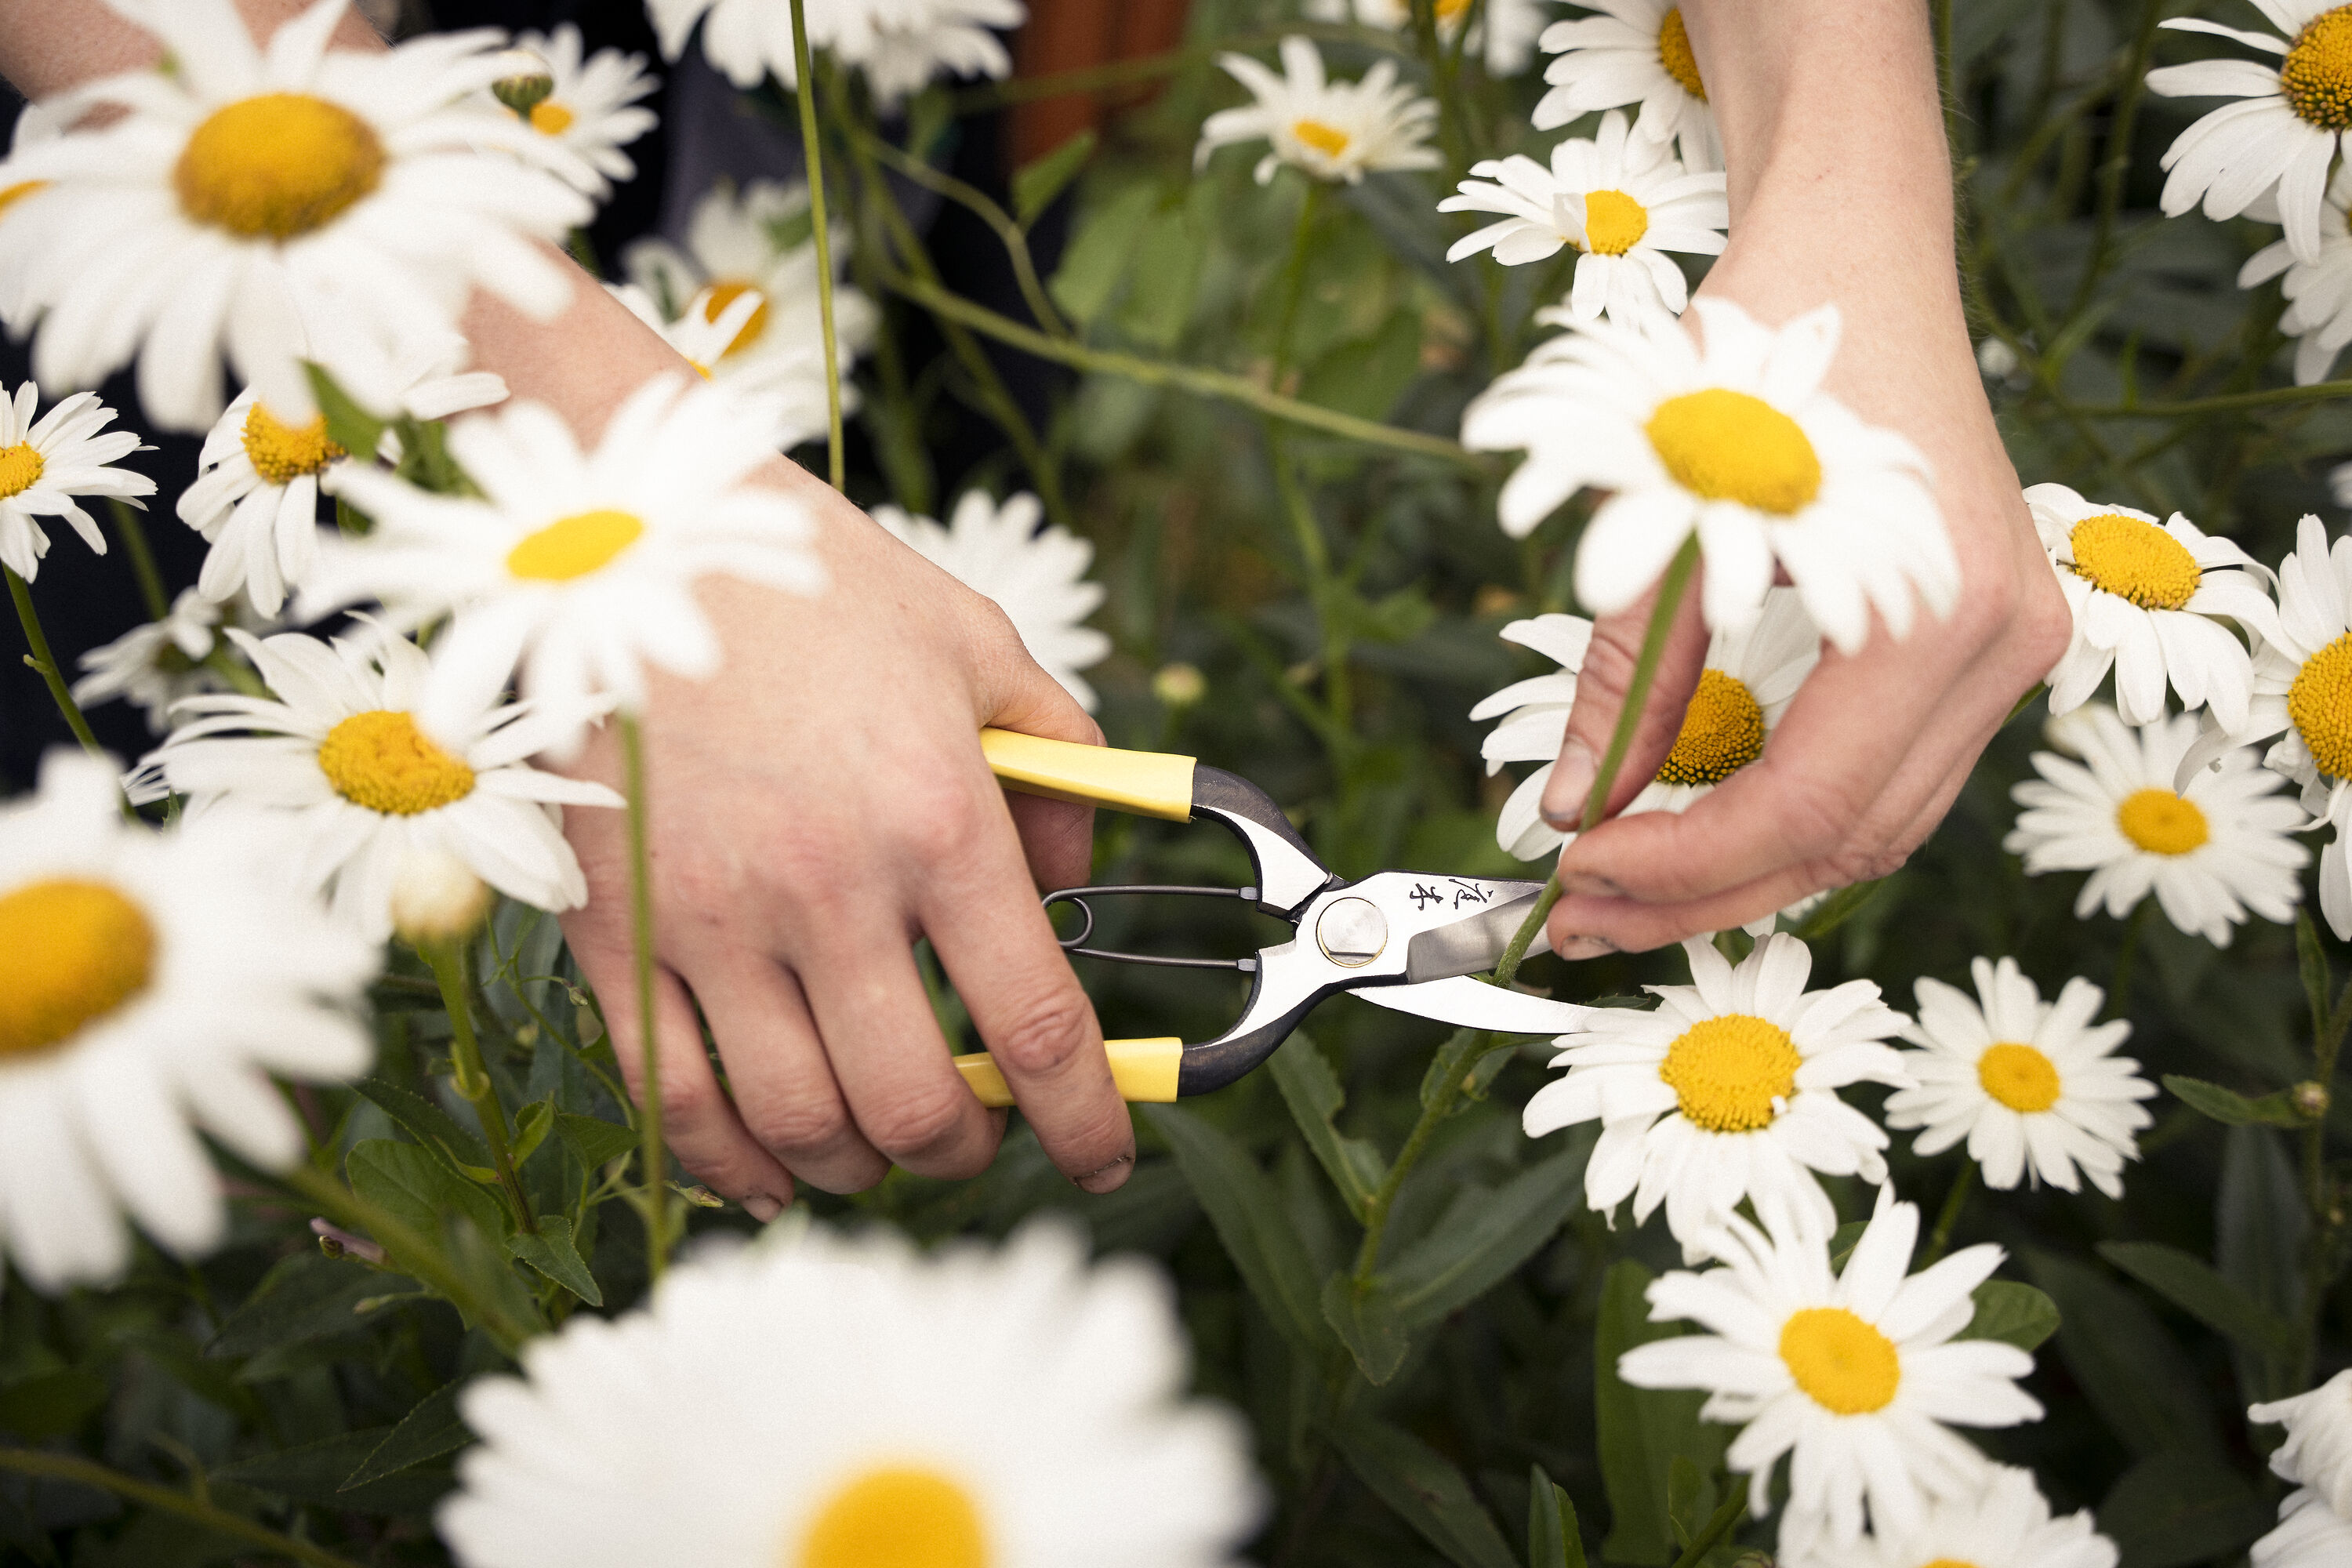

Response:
(1152, 662), (1206, 708)
(390, 848), (492, 946)
(2295, 1080), (2331, 1121)
(310, 1217), (387, 1266)
(488, 49), (555, 119)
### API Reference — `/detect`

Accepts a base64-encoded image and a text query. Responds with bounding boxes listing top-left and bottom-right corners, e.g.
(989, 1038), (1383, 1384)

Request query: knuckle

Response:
(659, 1065), (722, 1127)
(895, 779), (990, 868)
(1770, 770), (1871, 864)
(860, 1079), (971, 1160)
(987, 986), (1099, 1079)
(744, 1094), (855, 1158)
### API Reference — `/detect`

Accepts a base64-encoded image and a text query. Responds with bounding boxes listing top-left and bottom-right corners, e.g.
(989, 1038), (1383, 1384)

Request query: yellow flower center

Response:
(173, 93), (386, 241)
(1645, 389), (1822, 516)
(2115, 787), (2209, 856)
(1436, 0), (1472, 16)
(317, 710), (476, 816)
(1292, 118), (1352, 158)
(241, 403), (344, 485)
(701, 278), (773, 358)
(0, 440), (44, 498)
(1976, 1042), (2063, 1113)
(0, 878), (158, 1058)
(2284, 6), (2352, 129)
(1659, 1013), (1799, 1132)
(1922, 1562), (1982, 1568)
(528, 99), (575, 136)
(505, 507), (644, 582)
(2290, 631), (2352, 779)
(796, 1468), (988, 1568)
(1581, 188), (1649, 256)
(1779, 1306), (1900, 1414)
(1656, 669), (1766, 787)
(1658, 7), (1707, 101)
(2067, 513), (2200, 611)
(0, 179), (49, 219)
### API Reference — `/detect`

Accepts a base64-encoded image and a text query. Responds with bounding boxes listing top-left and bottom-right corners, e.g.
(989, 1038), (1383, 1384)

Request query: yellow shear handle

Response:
(955, 1038), (1184, 1106)
(980, 728), (1196, 822)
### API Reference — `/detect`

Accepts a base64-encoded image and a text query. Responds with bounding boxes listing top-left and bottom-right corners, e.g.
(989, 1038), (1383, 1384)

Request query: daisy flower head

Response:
(2252, 1489), (2352, 1567)
(645, 0), (1025, 105)
(1783, 1463), (2118, 1568)
(2147, 2), (2352, 265)
(1886, 956), (2156, 1198)
(1462, 298), (1956, 654)
(0, 749), (376, 1292)
(440, 1220), (1263, 1568)
(129, 623), (622, 941)
(0, 382), (157, 583)
(2252, 1370), (2352, 1519)
(1195, 37), (1442, 187)
(0, 0), (590, 434)
(493, 25), (659, 200)
(2025, 484), (2279, 735)
(2006, 704), (2307, 946)
(873, 491), (1111, 712)
(302, 376), (826, 753)
(1534, 0), (1720, 171)
(71, 588), (231, 734)
(1439, 109), (1728, 324)
(2238, 165), (2352, 384)
(1621, 1185), (2042, 1555)
(1475, 588), (1817, 860)
(1303, 0), (1552, 78)
(1522, 931), (1914, 1254)
(610, 281), (848, 452)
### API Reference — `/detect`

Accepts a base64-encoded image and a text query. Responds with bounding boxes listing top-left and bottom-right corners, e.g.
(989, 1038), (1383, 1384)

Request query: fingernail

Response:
(1541, 739), (1596, 829)
(742, 1192), (784, 1223)
(1563, 871), (1623, 898)
(1555, 935), (1617, 960)
(1075, 1153), (1134, 1195)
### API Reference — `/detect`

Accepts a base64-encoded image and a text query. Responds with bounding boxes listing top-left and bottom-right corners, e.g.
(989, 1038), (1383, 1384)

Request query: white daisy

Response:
(1620, 1185), (2042, 1554)
(610, 282), (845, 452)
(2005, 704), (2308, 946)
(873, 491), (1111, 712)
(1886, 957), (2157, 1199)
(440, 1220), (1262, 1568)
(2252, 1490), (2352, 1568)
(2147, 1), (2352, 264)
(1475, 587), (1818, 860)
(1521, 931), (1914, 1255)
(499, 25), (659, 200)
(70, 589), (229, 734)
(0, 382), (157, 583)
(1461, 298), (1957, 654)
(1784, 1464), (2118, 1568)
(1534, 0), (1720, 171)
(1440, 108), (1727, 324)
(1302, 0), (1553, 78)
(2238, 166), (2352, 383)
(299, 376), (825, 754)
(128, 623), (621, 940)
(2252, 1370), (2352, 1518)
(645, 0), (1025, 106)
(176, 352), (507, 616)
(0, 749), (376, 1292)
(0, 0), (589, 434)
(1194, 37), (1442, 187)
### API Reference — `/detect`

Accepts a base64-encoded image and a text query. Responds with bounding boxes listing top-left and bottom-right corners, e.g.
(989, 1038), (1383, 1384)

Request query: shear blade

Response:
(1355, 974), (1588, 1036)
(1402, 894), (1553, 984)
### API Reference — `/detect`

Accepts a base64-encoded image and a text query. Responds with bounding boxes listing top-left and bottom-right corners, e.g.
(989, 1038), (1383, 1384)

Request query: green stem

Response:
(1668, 1488), (1747, 1568)
(619, 712), (669, 1283)
(787, 0), (847, 490)
(2066, 0), (2165, 322)
(2111, 897), (2152, 1016)
(7, 564), (105, 760)
(422, 940), (538, 1236)
(2074, 380), (2352, 419)
(0, 1449), (364, 1568)
(1923, 1160), (1975, 1267)
(107, 498), (168, 621)
(279, 1163), (535, 1353)
(1350, 1029), (1515, 1282)
(854, 127), (1069, 338)
(1269, 181), (1323, 390)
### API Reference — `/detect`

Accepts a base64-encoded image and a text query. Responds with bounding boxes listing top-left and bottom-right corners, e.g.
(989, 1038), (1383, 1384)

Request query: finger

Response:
(1540, 572), (1711, 836)
(687, 951), (891, 1195)
(971, 599), (1106, 893)
(568, 933), (796, 1219)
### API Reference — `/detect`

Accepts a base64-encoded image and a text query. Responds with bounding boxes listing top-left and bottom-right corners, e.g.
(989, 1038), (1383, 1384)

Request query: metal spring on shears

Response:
(1044, 885), (1261, 971)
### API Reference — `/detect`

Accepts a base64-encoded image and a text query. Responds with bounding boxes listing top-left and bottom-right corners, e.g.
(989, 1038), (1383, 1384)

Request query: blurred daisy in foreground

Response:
(129, 624), (621, 940)
(0, 0), (587, 433)
(71, 590), (230, 734)
(441, 1221), (1263, 1568)
(2147, 2), (2352, 263)
(2007, 704), (2307, 946)
(1534, 0), (1719, 170)
(495, 26), (659, 199)
(2252, 1490), (2352, 1567)
(1621, 1187), (2042, 1558)
(1463, 298), (1955, 653)
(874, 491), (1111, 711)
(2024, 484), (2278, 734)
(2250, 1373), (2352, 1568)
(1195, 37), (1441, 186)
(1305, 0), (1552, 78)
(0, 750), (376, 1293)
(1440, 109), (1727, 323)
(1523, 931), (1913, 1255)
(1785, 1464), (2117, 1568)
(1887, 956), (2155, 1197)
(646, 0), (1024, 104)
(303, 377), (824, 754)
(0, 382), (156, 583)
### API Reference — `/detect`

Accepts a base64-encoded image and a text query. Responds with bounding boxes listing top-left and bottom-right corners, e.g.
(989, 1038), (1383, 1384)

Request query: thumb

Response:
(1541, 575), (1711, 837)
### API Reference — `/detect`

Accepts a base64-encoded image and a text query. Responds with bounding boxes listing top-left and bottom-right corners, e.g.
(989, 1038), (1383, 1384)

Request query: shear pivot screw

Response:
(1317, 897), (1388, 967)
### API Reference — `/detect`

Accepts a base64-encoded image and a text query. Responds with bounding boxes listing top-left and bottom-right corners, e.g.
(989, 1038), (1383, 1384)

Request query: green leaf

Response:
(343, 1381), (470, 1490)
(303, 361), (386, 459)
(1792, 877), (1889, 941)
(510, 1097), (554, 1166)
(1320, 1272), (1410, 1385)
(216, 1428), (451, 1515)
(1115, 200), (1207, 349)
(2095, 1450), (2272, 1568)
(1664, 1456), (1710, 1548)
(557, 1110), (638, 1172)
(353, 1077), (498, 1182)
(1269, 1033), (1386, 1221)
(2027, 1251), (2218, 1458)
(1012, 127), (1096, 225)
(1957, 1279), (2060, 1353)
(1140, 1105), (1332, 1356)
(1298, 308), (1421, 423)
(506, 1215), (603, 1306)
(207, 1253), (387, 1358)
(0, 1370), (107, 1440)
(1048, 183), (1154, 325)
(1330, 1416), (1519, 1568)
(349, 1137), (513, 1248)
(1526, 1463), (1586, 1568)
(2219, 1124), (2308, 1404)
(1387, 1143), (1588, 1327)
(2162, 1074), (2307, 1128)
(2096, 1240), (2299, 1360)
(1593, 1261), (1730, 1565)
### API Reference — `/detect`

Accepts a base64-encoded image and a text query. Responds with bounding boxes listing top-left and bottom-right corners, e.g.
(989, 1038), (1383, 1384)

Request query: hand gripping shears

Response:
(951, 730), (1590, 1106)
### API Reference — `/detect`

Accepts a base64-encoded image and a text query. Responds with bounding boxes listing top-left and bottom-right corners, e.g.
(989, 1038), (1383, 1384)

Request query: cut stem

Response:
(619, 711), (670, 1282)
(787, 0), (847, 489)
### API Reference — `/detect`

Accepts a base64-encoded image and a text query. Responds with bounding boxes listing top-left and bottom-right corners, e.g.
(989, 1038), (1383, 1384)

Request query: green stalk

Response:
(1922, 1160), (1975, 1267)
(619, 711), (670, 1282)
(1668, 1488), (1747, 1568)
(1350, 1029), (1516, 1282)
(787, 0), (847, 489)
(279, 1163), (535, 1353)
(106, 498), (168, 620)
(0, 1448), (364, 1568)
(7, 563), (105, 760)
(421, 939), (538, 1236)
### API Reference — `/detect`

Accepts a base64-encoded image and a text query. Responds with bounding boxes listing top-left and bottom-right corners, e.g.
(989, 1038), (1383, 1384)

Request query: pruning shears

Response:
(953, 730), (1589, 1106)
